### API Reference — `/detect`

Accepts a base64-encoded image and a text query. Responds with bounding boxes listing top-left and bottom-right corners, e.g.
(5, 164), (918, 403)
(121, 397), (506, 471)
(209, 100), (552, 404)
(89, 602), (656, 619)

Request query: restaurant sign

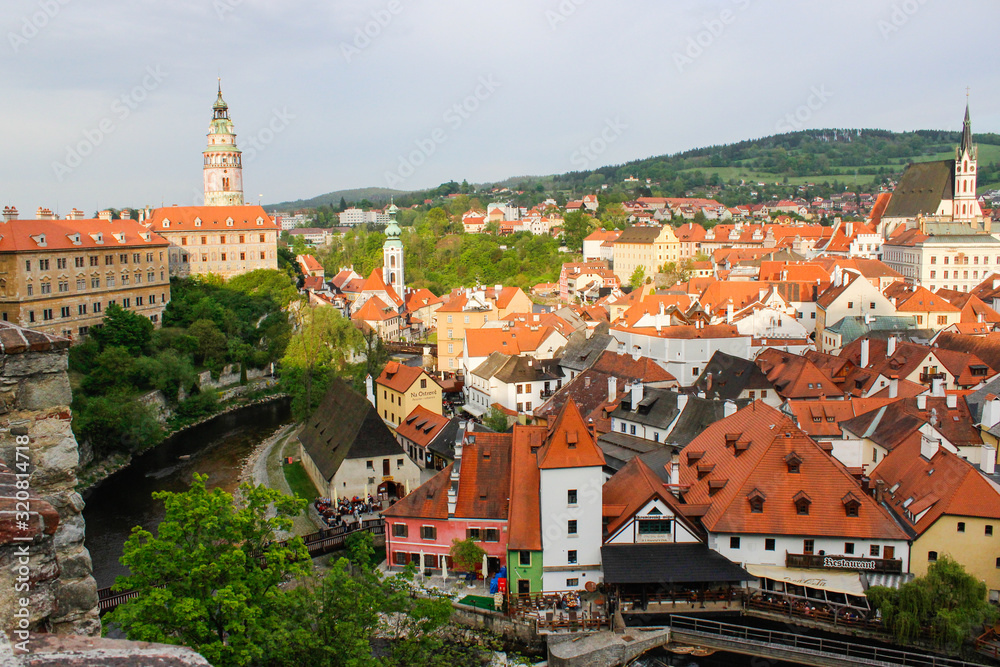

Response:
(823, 556), (876, 571)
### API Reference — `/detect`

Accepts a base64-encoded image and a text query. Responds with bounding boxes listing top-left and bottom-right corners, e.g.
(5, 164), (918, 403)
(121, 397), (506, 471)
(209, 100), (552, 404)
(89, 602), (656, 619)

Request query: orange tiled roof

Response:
(680, 402), (908, 540)
(602, 456), (701, 539)
(0, 217), (168, 252)
(147, 205), (277, 231)
(395, 405), (449, 447)
(537, 400), (606, 469)
(508, 425), (545, 551)
(353, 295), (395, 322)
(361, 269), (402, 307)
(376, 361), (432, 394)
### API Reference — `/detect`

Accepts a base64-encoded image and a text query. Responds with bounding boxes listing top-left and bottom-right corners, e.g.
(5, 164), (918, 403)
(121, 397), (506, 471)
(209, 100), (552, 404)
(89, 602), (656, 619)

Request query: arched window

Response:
(390, 255), (396, 268)
(964, 180), (968, 193)
(964, 160), (968, 172)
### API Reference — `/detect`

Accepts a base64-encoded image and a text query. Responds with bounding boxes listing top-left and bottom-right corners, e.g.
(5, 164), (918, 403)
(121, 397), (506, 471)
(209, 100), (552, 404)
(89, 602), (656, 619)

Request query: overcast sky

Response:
(2, 0), (996, 214)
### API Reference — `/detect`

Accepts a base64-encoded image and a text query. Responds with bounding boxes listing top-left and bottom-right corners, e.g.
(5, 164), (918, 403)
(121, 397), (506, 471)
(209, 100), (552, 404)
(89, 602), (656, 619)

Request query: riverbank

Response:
(77, 390), (290, 494)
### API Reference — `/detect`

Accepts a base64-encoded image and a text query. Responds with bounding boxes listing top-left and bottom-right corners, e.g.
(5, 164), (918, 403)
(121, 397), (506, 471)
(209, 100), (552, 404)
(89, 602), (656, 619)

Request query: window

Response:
(519, 551), (531, 566)
(847, 301), (853, 308)
(90, 256), (98, 267)
(466, 528), (481, 540)
(56, 258), (67, 269)
(987, 525), (994, 536)
(42, 309), (53, 321)
(77, 304), (87, 315)
(25, 260), (30, 271)
(630, 424), (636, 435)
(484, 528), (499, 542)
(567, 489), (577, 505)
(638, 519), (672, 535)
(420, 526), (436, 540)
(26, 284), (32, 296)
(60, 306), (70, 318)
(567, 520), (577, 535)
(94, 302), (101, 313)
(730, 536), (741, 549)
(420, 378), (427, 389)
(870, 545), (880, 557)
(392, 524), (408, 538)
(803, 539), (814, 554)
(28, 311), (35, 323)
(692, 367), (699, 377)
(958, 521), (966, 532)
(765, 538), (775, 551)
(845, 542), (855, 554)
(396, 458), (403, 468)
(40, 282), (51, 294)
(366, 460), (374, 470)
(76, 278), (85, 291)
(928, 551), (938, 562)
(74, 256), (84, 268)
(567, 550), (577, 564)
(566, 578), (579, 587)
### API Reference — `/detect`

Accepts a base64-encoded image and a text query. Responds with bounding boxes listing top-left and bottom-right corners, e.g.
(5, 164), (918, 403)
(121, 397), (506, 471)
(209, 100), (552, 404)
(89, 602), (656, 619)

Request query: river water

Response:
(82, 397), (292, 589)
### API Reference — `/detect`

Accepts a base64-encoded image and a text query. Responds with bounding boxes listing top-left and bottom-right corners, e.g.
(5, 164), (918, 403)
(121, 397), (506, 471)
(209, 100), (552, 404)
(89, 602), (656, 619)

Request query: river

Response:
(82, 397), (292, 589)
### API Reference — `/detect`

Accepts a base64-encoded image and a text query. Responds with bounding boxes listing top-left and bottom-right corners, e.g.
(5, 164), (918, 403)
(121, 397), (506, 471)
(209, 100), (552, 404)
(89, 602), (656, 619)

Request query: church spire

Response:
(960, 100), (974, 157)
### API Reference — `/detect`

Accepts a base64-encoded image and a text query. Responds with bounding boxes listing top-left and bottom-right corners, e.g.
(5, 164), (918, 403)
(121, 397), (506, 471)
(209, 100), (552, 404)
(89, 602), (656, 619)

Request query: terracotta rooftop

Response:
(147, 205), (277, 231)
(0, 321), (70, 353)
(377, 361), (433, 394)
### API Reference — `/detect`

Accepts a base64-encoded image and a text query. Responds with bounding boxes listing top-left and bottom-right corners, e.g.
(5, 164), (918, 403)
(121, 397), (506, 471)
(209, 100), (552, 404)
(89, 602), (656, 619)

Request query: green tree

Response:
(629, 265), (646, 290)
(561, 210), (594, 252)
(449, 537), (486, 574)
(867, 555), (999, 650)
(484, 406), (509, 433)
(282, 305), (362, 418)
(90, 302), (154, 355)
(106, 475), (309, 667)
(189, 319), (229, 367)
(72, 390), (164, 459)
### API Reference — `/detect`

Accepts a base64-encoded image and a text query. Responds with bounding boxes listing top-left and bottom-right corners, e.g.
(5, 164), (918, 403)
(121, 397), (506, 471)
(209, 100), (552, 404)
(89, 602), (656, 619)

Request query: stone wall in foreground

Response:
(0, 323), (99, 639)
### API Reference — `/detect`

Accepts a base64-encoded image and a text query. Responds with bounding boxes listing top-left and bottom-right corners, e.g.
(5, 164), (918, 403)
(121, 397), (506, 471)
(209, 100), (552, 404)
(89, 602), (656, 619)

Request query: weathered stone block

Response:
(16, 373), (72, 411)
(4, 350), (68, 377)
(52, 578), (99, 619)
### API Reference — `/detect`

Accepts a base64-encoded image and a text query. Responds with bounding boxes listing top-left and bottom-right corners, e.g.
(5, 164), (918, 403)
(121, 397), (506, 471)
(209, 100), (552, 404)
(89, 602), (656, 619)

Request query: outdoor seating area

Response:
(746, 589), (880, 630)
(314, 495), (383, 528)
(509, 590), (609, 632)
(618, 586), (742, 613)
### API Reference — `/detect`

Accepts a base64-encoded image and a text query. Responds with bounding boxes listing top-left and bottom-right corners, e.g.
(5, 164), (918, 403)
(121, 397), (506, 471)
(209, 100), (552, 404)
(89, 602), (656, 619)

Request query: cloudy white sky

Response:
(2, 0), (996, 214)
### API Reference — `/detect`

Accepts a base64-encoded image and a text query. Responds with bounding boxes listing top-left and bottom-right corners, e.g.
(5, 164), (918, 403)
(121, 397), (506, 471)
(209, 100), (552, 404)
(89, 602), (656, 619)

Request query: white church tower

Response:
(382, 202), (405, 299)
(203, 79), (245, 206)
(953, 101), (981, 223)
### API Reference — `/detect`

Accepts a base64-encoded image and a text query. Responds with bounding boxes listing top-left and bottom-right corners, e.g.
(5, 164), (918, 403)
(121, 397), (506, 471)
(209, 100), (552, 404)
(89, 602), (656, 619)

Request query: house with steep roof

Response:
(816, 272), (897, 352)
(465, 352), (563, 419)
(298, 380), (420, 501)
(870, 431), (1000, 598)
(394, 405), (451, 469)
(755, 348), (843, 401)
(668, 402), (911, 578)
(296, 253), (324, 278)
(375, 361), (442, 431)
(883, 282), (961, 330)
(691, 351), (779, 407)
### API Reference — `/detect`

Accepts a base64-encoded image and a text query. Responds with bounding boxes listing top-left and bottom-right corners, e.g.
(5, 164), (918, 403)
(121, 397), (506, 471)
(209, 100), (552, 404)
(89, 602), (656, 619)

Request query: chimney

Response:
(860, 338), (870, 368)
(65, 207), (85, 220)
(887, 335), (897, 357)
(631, 382), (644, 408)
(726, 303), (734, 324)
(874, 479), (885, 504)
(608, 376), (617, 403)
(889, 376), (898, 399)
(669, 451), (680, 488)
(932, 378), (945, 397)
(676, 393), (688, 414)
(946, 393), (957, 409)
(98, 210), (113, 221)
(365, 374), (375, 407)
(919, 425), (939, 460)
(1, 206), (17, 221)
(120, 209), (131, 220)
(982, 446), (997, 475)
(35, 207), (55, 220)
(917, 394), (927, 410)
(724, 399), (737, 417)
(983, 396), (1000, 428)
(448, 421), (469, 517)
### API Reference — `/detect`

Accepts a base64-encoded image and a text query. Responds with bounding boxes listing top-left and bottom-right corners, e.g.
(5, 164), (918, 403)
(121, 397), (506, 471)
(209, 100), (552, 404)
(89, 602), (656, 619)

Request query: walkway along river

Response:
(82, 396), (292, 588)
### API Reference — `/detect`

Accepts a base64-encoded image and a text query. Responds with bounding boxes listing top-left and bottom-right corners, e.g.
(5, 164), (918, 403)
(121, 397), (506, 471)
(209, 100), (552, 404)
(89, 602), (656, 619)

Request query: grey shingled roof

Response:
(297, 379), (405, 480)
(611, 387), (681, 429)
(616, 226), (663, 244)
(601, 543), (751, 584)
(558, 321), (613, 373)
(882, 160), (954, 219)
(691, 351), (774, 401)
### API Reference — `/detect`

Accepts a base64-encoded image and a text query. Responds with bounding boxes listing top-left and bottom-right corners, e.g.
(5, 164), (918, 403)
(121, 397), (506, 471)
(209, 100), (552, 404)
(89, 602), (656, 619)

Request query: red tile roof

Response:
(537, 400), (606, 469)
(395, 405), (450, 447)
(507, 425), (545, 551)
(602, 456), (700, 539)
(680, 402), (908, 540)
(0, 217), (168, 252)
(377, 361), (432, 394)
(147, 205), (277, 231)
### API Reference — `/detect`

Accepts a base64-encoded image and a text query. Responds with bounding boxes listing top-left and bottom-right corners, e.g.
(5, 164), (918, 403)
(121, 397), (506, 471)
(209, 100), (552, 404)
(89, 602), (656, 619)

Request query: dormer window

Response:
(794, 491), (812, 516)
(785, 452), (802, 474)
(566, 431), (577, 450)
(256, 217), (264, 225)
(696, 462), (715, 479)
(226, 217), (234, 227)
(686, 451), (705, 466)
(842, 492), (861, 518)
(748, 488), (766, 513)
(31, 233), (47, 247)
(194, 218), (202, 227)
(708, 479), (728, 496)
(162, 220), (170, 228)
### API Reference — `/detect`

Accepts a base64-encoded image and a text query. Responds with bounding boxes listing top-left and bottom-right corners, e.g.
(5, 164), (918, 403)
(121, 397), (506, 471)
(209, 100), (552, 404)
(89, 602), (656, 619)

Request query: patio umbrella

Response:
(442, 557), (448, 583)
(419, 550), (425, 577)
(482, 554), (488, 580)
(333, 486), (338, 504)
(405, 479), (410, 496)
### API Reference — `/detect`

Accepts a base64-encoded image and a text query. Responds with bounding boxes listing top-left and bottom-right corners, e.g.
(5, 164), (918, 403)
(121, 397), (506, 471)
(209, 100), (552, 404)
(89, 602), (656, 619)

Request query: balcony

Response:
(539, 389), (556, 399)
(919, 372), (945, 383)
(785, 552), (902, 574)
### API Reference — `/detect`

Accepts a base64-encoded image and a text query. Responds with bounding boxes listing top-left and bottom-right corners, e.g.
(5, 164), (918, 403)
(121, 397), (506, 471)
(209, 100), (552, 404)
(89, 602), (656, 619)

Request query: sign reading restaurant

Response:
(823, 556), (877, 571)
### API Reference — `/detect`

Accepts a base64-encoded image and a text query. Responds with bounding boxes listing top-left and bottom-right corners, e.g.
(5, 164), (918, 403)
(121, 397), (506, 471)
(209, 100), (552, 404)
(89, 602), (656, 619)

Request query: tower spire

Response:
(960, 98), (974, 157)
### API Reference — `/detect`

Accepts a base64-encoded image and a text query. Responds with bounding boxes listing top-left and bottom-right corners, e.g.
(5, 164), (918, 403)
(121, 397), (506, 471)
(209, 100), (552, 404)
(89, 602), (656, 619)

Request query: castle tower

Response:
(382, 201), (404, 299)
(953, 101), (980, 222)
(203, 79), (244, 206)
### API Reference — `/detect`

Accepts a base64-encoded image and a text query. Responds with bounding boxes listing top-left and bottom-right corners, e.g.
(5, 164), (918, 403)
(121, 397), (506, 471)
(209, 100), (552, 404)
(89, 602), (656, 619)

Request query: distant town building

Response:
(277, 212), (313, 231)
(339, 207), (391, 226)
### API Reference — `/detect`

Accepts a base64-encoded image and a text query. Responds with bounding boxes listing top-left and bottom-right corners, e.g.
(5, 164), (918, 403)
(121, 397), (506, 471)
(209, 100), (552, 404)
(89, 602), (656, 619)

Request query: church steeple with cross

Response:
(954, 95), (979, 222)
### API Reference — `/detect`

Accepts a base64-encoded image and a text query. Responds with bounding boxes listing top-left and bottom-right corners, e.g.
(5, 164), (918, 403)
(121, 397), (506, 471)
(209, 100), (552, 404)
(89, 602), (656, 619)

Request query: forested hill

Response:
(269, 128), (1000, 211)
